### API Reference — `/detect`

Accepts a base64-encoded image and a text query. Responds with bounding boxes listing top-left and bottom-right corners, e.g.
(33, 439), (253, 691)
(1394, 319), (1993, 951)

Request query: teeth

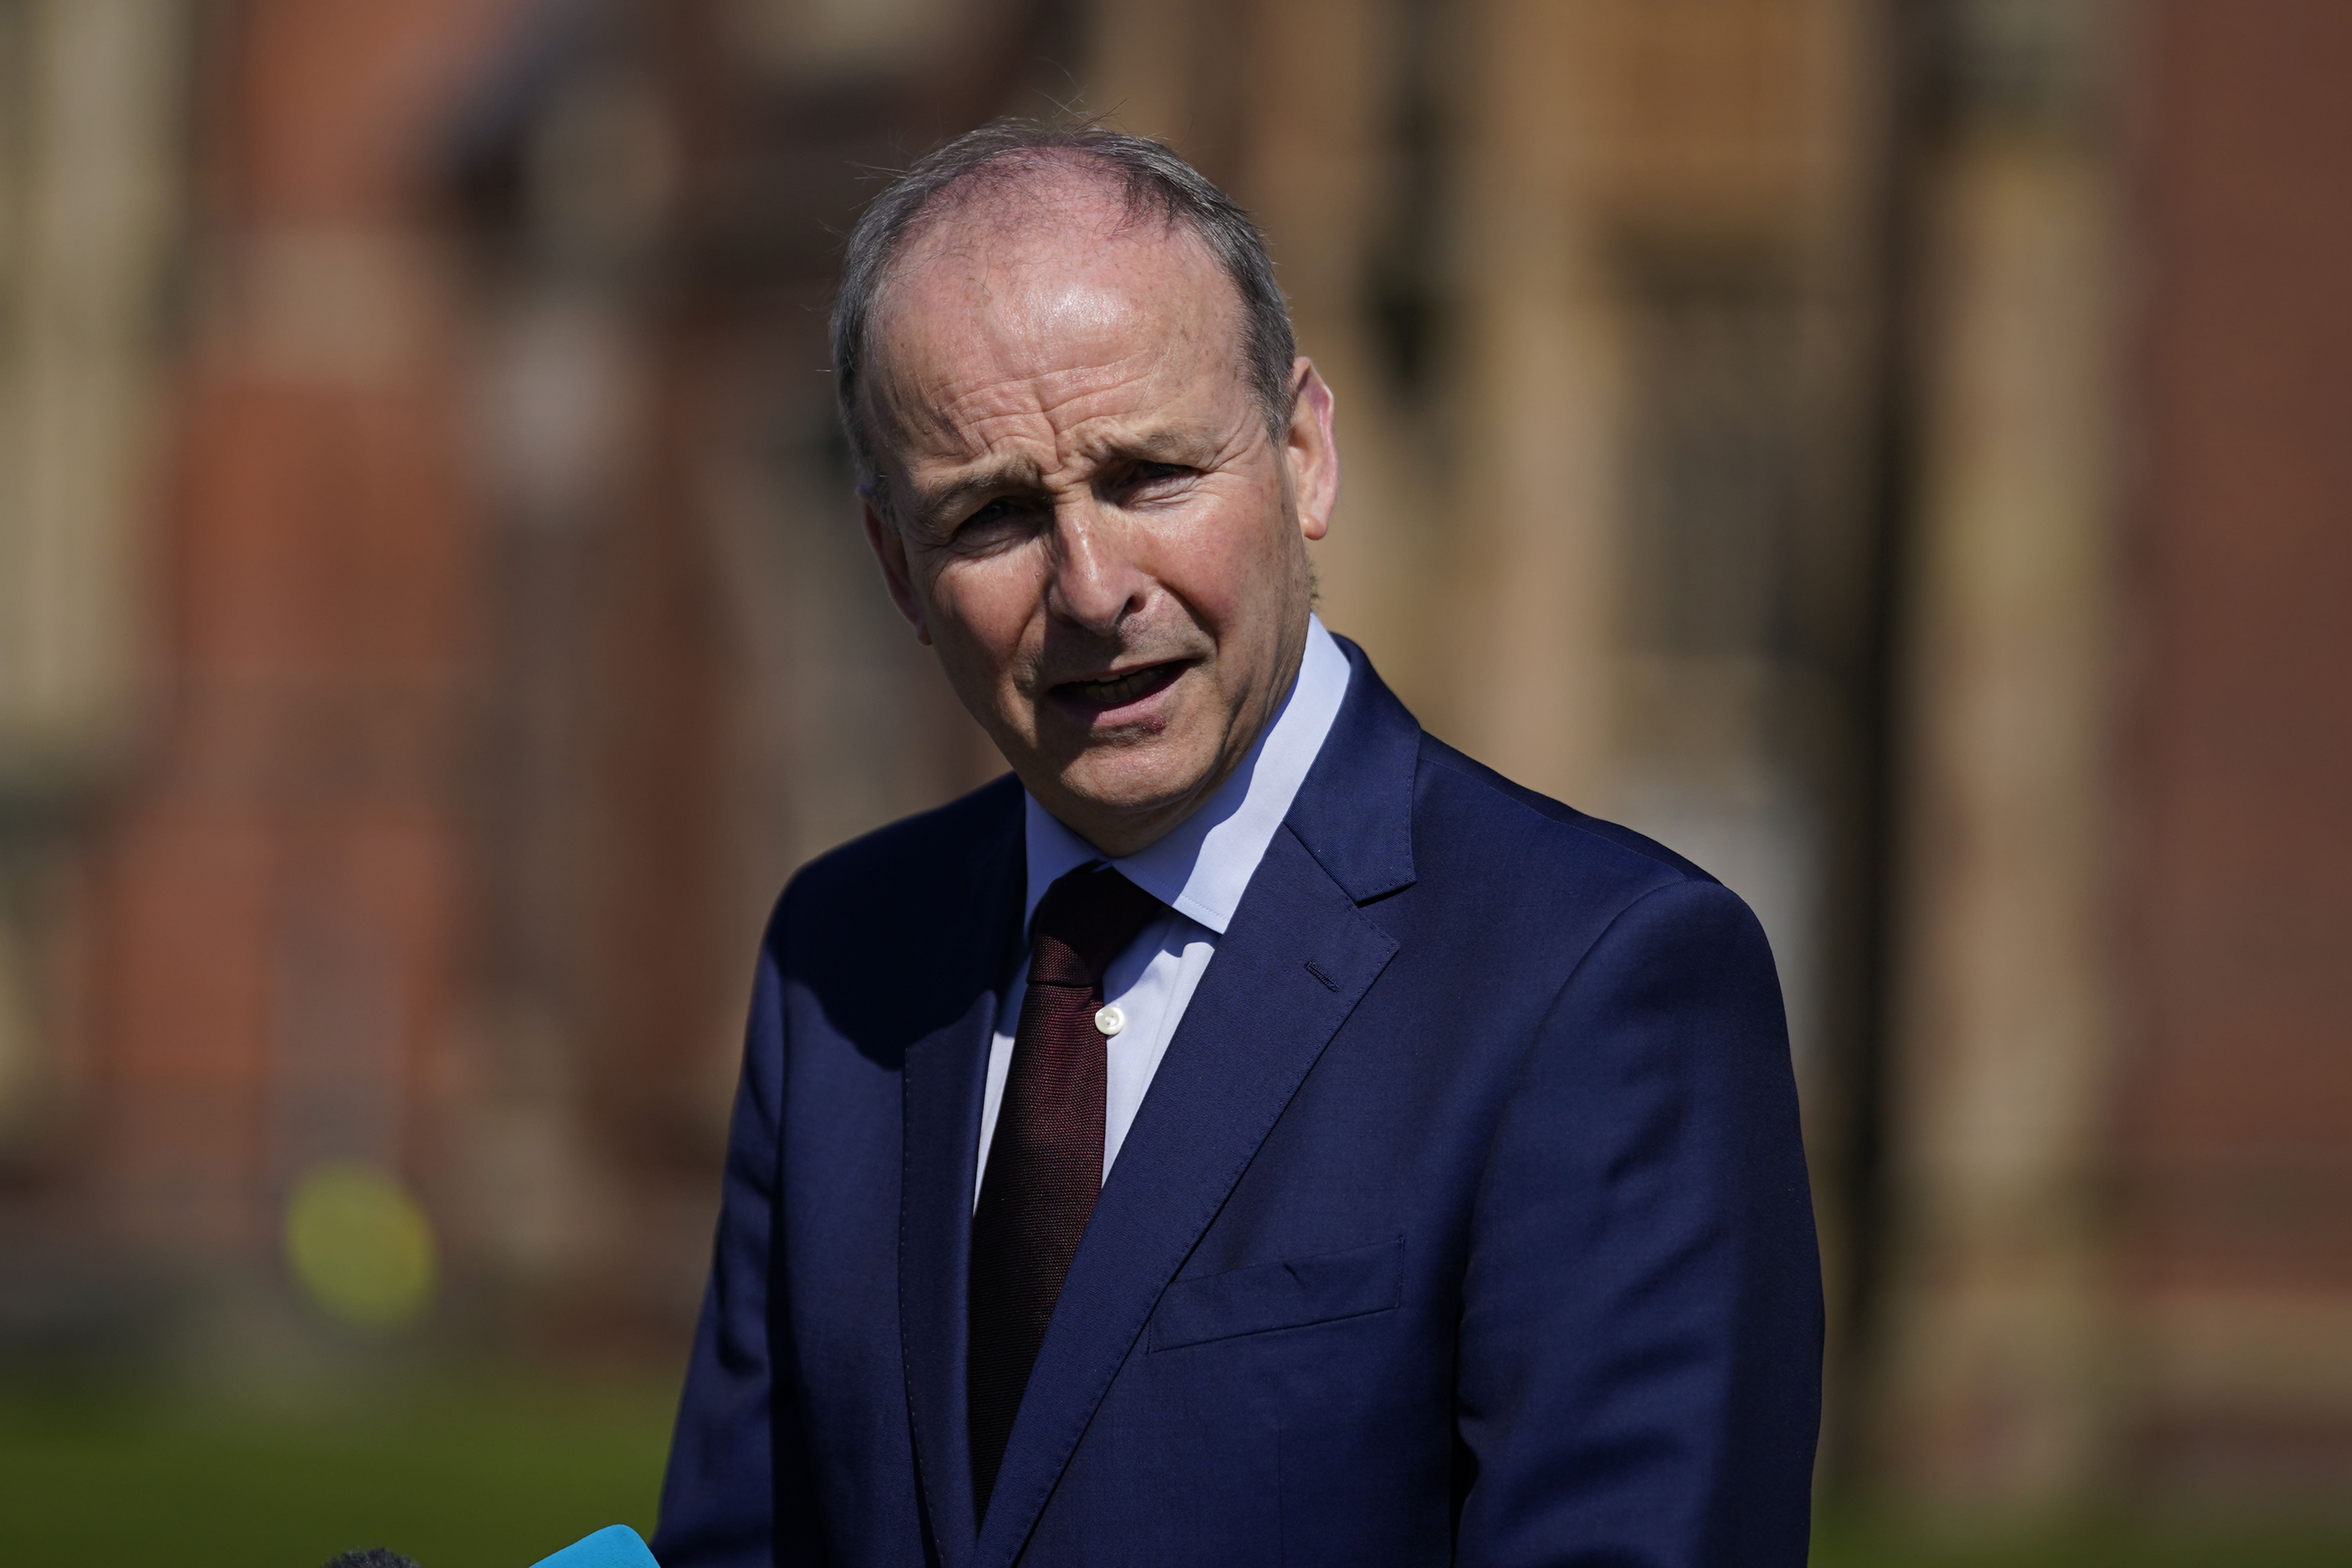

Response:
(1071, 666), (1163, 705)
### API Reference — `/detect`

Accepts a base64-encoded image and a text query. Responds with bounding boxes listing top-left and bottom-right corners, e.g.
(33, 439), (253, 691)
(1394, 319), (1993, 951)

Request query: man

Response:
(653, 122), (1820, 1568)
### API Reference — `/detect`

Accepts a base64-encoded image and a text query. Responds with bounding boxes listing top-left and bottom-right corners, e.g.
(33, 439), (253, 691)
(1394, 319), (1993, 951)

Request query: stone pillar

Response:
(0, 0), (189, 1150)
(1875, 0), (2121, 1504)
(1443, 0), (1624, 809)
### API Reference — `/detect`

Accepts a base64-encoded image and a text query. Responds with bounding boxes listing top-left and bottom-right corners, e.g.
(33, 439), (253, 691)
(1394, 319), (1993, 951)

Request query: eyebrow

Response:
(905, 426), (1209, 526)
(901, 458), (1047, 539)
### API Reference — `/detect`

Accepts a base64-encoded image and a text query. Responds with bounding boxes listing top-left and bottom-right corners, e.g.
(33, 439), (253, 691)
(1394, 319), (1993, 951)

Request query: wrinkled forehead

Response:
(861, 170), (1248, 443)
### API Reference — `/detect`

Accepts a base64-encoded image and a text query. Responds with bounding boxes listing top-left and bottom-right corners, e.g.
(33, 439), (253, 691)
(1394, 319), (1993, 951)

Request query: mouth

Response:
(1048, 659), (1189, 717)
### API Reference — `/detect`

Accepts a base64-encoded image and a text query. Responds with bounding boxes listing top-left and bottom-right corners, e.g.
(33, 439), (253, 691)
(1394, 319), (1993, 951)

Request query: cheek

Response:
(924, 554), (1046, 679)
(1160, 483), (1296, 635)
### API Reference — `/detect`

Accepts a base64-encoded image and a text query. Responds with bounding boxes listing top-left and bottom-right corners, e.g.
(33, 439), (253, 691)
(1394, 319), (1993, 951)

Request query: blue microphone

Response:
(529, 1525), (660, 1567)
(321, 1523), (657, 1568)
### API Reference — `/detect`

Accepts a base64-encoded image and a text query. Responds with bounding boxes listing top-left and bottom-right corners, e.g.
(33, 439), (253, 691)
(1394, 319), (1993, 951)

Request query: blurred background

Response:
(0, 0), (2347, 1563)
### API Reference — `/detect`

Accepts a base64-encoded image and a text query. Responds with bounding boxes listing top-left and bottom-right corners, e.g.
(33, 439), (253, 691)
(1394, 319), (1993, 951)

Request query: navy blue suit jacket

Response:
(654, 642), (1822, 1568)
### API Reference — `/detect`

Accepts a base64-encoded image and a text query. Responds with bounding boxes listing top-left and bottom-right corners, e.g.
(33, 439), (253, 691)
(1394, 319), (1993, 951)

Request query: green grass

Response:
(1812, 1510), (2352, 1568)
(0, 1376), (675, 1568)
(4, 1380), (2345, 1568)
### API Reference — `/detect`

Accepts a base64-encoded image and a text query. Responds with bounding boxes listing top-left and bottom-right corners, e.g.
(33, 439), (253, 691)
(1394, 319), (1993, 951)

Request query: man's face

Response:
(859, 183), (1339, 856)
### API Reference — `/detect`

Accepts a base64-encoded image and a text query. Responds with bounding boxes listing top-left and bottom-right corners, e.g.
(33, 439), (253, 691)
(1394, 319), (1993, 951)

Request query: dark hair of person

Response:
(322, 1550), (422, 1568)
(830, 118), (1296, 506)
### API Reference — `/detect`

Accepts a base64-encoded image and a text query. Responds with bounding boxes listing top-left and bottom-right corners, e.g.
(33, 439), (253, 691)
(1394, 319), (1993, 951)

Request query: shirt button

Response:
(1094, 1004), (1126, 1037)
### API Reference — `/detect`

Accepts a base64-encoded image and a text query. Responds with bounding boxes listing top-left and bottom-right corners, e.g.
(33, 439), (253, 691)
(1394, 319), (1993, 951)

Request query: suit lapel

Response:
(901, 806), (1024, 1568)
(971, 825), (1401, 1568)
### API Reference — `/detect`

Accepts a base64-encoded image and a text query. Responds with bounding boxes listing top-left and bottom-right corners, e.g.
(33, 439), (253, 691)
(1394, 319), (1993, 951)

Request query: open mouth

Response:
(1050, 659), (1188, 713)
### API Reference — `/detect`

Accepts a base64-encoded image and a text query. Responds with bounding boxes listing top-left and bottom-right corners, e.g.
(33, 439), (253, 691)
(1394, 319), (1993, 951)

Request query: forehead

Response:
(865, 174), (1248, 444)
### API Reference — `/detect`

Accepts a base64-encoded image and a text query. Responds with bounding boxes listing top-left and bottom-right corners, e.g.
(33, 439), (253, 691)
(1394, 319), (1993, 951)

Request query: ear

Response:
(860, 488), (932, 645)
(1284, 358), (1339, 543)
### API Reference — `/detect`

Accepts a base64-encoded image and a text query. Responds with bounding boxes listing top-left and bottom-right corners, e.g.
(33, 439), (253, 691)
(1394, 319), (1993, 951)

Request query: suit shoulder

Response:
(775, 772), (1023, 933)
(1412, 733), (1720, 891)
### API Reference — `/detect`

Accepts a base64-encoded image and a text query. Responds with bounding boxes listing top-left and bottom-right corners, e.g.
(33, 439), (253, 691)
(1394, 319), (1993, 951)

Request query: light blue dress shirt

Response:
(975, 615), (1354, 1200)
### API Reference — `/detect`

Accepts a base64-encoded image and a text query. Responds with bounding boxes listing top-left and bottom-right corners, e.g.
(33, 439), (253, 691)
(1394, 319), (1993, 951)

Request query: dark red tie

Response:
(968, 862), (1166, 1518)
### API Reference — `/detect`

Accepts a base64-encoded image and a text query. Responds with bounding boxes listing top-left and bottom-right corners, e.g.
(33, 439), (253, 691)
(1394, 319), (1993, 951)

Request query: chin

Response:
(1055, 745), (1216, 821)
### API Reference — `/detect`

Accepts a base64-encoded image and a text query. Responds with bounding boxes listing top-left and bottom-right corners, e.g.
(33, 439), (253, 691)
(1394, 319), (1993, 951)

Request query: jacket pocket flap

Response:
(1148, 1236), (1403, 1352)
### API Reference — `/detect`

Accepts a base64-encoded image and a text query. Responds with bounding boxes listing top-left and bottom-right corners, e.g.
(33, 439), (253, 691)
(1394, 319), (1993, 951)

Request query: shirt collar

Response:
(1022, 614), (1353, 936)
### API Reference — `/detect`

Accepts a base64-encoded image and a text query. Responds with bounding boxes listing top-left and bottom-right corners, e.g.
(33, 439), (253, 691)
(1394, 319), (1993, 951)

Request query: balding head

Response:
(831, 123), (1296, 510)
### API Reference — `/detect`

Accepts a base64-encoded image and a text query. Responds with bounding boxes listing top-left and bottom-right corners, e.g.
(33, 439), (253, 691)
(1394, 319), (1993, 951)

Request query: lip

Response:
(1045, 658), (1191, 723)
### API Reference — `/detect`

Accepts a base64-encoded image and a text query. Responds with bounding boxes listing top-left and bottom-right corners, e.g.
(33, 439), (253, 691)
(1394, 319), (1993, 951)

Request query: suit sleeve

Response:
(652, 911), (827, 1568)
(1453, 877), (1823, 1568)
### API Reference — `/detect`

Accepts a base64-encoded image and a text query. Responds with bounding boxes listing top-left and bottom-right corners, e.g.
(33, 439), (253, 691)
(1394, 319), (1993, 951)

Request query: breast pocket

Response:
(1147, 1236), (1404, 1353)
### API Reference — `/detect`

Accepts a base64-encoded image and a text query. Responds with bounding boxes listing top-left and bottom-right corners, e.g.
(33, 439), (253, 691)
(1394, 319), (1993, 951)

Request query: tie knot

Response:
(1028, 864), (1165, 988)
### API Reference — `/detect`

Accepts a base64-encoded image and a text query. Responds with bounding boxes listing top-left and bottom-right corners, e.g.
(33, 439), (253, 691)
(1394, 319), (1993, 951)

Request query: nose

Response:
(1045, 500), (1149, 634)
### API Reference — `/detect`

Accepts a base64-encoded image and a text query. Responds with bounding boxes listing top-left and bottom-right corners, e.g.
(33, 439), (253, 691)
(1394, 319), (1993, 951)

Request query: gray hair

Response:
(830, 120), (1296, 505)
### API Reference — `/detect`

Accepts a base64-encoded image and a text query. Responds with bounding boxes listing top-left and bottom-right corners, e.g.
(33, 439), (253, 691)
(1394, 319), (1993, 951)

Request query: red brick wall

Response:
(84, 0), (521, 1254)
(2122, 0), (2352, 1485)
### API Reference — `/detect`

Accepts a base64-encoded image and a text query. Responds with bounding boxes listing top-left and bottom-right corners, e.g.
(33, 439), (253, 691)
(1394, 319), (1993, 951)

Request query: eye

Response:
(1117, 460), (1195, 502)
(951, 494), (1040, 544)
